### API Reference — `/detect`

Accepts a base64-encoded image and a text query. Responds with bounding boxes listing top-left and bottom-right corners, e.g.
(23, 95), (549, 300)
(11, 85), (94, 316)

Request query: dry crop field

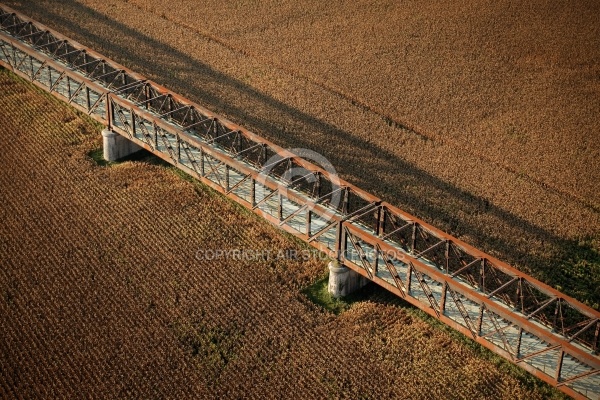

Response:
(0, 69), (566, 398)
(4, 0), (598, 307)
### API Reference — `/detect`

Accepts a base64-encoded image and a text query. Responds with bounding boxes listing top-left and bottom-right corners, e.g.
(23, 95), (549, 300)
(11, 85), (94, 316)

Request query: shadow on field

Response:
(25, 1), (599, 306)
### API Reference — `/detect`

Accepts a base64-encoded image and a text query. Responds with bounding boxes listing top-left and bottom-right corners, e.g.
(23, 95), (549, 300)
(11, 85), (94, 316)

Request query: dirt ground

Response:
(0, 69), (565, 398)
(4, 0), (598, 306)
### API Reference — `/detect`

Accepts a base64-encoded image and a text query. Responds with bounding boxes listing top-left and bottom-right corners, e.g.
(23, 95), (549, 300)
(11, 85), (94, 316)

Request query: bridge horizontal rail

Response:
(1, 4), (598, 399)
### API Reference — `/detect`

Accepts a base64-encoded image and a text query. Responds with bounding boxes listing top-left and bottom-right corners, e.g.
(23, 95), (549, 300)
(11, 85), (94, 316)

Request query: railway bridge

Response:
(0, 5), (598, 399)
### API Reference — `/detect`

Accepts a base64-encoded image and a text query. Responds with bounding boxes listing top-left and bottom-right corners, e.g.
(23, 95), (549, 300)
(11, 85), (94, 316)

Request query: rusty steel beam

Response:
(343, 221), (599, 364)
(0, 4), (598, 399)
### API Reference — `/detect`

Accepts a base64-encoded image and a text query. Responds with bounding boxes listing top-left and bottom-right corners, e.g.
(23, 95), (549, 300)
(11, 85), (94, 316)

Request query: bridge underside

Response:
(0, 5), (598, 399)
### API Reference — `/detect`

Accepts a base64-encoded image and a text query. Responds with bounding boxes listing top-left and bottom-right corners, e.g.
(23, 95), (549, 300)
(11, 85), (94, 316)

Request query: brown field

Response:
(4, 0), (598, 307)
(0, 69), (567, 398)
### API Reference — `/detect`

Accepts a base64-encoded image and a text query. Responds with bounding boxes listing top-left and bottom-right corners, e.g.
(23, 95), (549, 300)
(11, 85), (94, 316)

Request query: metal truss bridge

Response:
(0, 4), (598, 399)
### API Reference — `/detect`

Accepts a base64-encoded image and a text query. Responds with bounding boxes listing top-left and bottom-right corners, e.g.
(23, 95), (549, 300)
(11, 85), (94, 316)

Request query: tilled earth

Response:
(0, 68), (563, 398)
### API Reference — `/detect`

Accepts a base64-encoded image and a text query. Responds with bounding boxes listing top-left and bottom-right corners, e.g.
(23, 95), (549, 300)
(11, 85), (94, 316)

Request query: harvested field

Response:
(0, 66), (566, 398)
(4, 0), (598, 307)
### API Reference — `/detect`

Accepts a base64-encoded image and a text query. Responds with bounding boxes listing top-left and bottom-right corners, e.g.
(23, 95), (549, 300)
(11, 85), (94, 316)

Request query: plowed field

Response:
(0, 67), (564, 397)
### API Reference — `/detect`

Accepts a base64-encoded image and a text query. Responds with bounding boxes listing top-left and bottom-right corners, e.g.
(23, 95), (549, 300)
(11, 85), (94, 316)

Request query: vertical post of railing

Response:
(376, 205), (385, 237)
(81, 52), (87, 72)
(130, 107), (136, 138)
(85, 86), (90, 111)
(314, 172), (321, 199)
(153, 121), (158, 148)
(277, 191), (282, 221)
(106, 93), (112, 129)
(225, 165), (230, 192)
(476, 305), (484, 336)
(406, 262), (412, 293)
(411, 223), (417, 254)
(555, 349), (565, 382)
(199, 145), (204, 177)
(515, 327), (523, 358)
(260, 144), (267, 167)
(144, 83), (150, 110)
(167, 94), (172, 120)
(440, 282), (447, 315)
(553, 300), (560, 332)
(513, 277), (522, 312)
(373, 242), (379, 274)
(593, 321), (599, 355)
(479, 259), (486, 293)
(445, 241), (450, 274)
(335, 221), (343, 262)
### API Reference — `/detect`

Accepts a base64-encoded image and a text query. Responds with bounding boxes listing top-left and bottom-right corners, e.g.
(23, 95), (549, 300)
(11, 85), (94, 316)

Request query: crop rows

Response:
(0, 69), (565, 398)
(124, 0), (600, 209)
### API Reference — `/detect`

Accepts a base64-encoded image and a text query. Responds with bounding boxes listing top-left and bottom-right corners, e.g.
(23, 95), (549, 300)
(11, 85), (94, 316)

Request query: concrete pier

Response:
(327, 260), (368, 298)
(102, 128), (142, 161)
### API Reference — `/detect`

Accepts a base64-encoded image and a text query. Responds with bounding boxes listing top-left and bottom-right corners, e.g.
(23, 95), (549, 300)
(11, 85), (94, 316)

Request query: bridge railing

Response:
(1, 5), (598, 399)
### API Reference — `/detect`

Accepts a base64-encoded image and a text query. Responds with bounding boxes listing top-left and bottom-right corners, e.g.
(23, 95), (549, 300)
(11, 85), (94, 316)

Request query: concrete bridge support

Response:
(102, 128), (142, 161)
(328, 260), (369, 298)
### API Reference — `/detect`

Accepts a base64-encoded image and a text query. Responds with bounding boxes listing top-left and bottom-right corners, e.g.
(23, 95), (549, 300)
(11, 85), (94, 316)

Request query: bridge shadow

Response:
(21, 1), (599, 306)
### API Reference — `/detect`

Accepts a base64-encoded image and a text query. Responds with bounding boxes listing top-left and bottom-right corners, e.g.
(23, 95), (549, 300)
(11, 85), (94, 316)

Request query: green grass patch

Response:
(302, 275), (395, 315)
(115, 148), (170, 165)
(549, 236), (600, 310)
(87, 148), (112, 167)
(303, 276), (349, 314)
(87, 147), (168, 167)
